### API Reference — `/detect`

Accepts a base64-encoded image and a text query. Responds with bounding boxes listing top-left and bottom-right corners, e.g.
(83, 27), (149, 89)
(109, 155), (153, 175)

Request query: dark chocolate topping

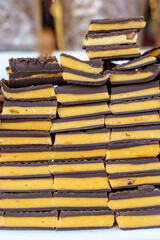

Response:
(3, 100), (57, 107)
(90, 17), (144, 25)
(117, 208), (160, 216)
(5, 210), (57, 217)
(55, 191), (107, 198)
(0, 130), (50, 137)
(63, 68), (110, 79)
(56, 84), (108, 94)
(0, 191), (52, 199)
(112, 124), (160, 132)
(60, 209), (113, 217)
(108, 140), (159, 150)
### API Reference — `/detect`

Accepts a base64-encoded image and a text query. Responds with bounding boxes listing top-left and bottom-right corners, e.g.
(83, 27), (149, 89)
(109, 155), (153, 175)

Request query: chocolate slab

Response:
(1, 79), (56, 101)
(1, 146), (52, 153)
(54, 172), (107, 178)
(110, 64), (159, 85)
(113, 54), (157, 70)
(60, 53), (104, 70)
(56, 84), (108, 94)
(52, 158), (104, 165)
(111, 80), (160, 102)
(112, 124), (160, 132)
(9, 69), (62, 78)
(0, 130), (50, 137)
(9, 57), (61, 72)
(109, 170), (160, 178)
(109, 185), (160, 200)
(89, 16), (144, 25)
(63, 68), (110, 79)
(0, 161), (49, 167)
(106, 157), (159, 165)
(85, 44), (141, 60)
(3, 100), (57, 107)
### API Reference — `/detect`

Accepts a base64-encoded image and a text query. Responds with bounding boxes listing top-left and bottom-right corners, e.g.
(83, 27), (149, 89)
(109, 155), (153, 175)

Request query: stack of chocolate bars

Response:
(83, 16), (160, 229)
(0, 57), (62, 229)
(0, 16), (160, 231)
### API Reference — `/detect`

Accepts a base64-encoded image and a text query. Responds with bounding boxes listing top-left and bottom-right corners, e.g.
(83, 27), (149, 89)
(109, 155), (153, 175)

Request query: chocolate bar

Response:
(0, 146), (54, 162)
(0, 162), (50, 178)
(60, 53), (103, 74)
(109, 171), (160, 189)
(1, 79), (56, 101)
(54, 172), (110, 192)
(53, 145), (107, 160)
(105, 112), (160, 128)
(0, 192), (54, 210)
(109, 185), (160, 210)
(0, 177), (54, 192)
(85, 44), (141, 60)
(106, 141), (160, 160)
(109, 97), (160, 115)
(56, 84), (109, 105)
(62, 68), (110, 86)
(54, 128), (110, 148)
(111, 80), (160, 102)
(83, 30), (138, 48)
(50, 115), (104, 132)
(114, 54), (157, 70)
(1, 100), (57, 119)
(58, 102), (110, 118)
(54, 191), (108, 209)
(1, 210), (58, 229)
(0, 118), (51, 131)
(88, 17), (146, 33)
(50, 159), (105, 175)
(110, 64), (159, 85)
(110, 125), (160, 143)
(58, 209), (114, 230)
(106, 158), (160, 175)
(0, 130), (52, 147)
(116, 208), (160, 230)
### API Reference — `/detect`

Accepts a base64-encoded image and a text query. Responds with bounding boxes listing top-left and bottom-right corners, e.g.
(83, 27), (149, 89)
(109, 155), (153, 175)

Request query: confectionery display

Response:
(0, 16), (160, 231)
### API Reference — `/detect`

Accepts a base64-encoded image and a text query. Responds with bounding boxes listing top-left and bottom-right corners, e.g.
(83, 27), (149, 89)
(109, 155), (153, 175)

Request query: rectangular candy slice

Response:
(0, 118), (51, 131)
(110, 125), (160, 143)
(86, 44), (141, 60)
(0, 146), (54, 162)
(58, 102), (110, 118)
(106, 158), (160, 175)
(57, 209), (114, 230)
(105, 112), (160, 128)
(54, 172), (110, 191)
(1, 79), (56, 101)
(62, 68), (110, 86)
(114, 54), (157, 70)
(0, 192), (55, 210)
(50, 115), (104, 132)
(0, 130), (52, 147)
(2, 100), (57, 119)
(110, 64), (159, 85)
(2, 210), (58, 229)
(9, 56), (60, 72)
(109, 97), (160, 115)
(60, 53), (103, 74)
(0, 177), (54, 192)
(50, 159), (105, 175)
(88, 17), (146, 32)
(109, 171), (160, 189)
(53, 146), (107, 160)
(0, 162), (50, 178)
(83, 30), (138, 48)
(111, 80), (160, 102)
(109, 185), (160, 211)
(54, 191), (108, 209)
(54, 128), (110, 148)
(116, 208), (160, 230)
(106, 141), (159, 160)
(56, 84), (109, 105)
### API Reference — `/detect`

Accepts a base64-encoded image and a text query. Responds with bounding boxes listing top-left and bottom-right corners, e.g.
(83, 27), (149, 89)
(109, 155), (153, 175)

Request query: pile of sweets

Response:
(0, 16), (159, 230)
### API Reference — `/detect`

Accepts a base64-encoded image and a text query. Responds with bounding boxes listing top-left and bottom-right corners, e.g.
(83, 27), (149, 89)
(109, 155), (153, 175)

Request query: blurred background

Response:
(0, 0), (159, 56)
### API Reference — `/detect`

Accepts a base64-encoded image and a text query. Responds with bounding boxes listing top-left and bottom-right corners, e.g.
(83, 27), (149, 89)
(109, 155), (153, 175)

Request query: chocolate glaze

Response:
(5, 210), (57, 217)
(3, 100), (57, 107)
(55, 191), (107, 198)
(109, 185), (160, 200)
(60, 209), (113, 217)
(54, 171), (107, 178)
(85, 44), (140, 51)
(112, 124), (160, 132)
(85, 30), (138, 39)
(1, 146), (52, 153)
(113, 54), (157, 70)
(0, 161), (49, 167)
(108, 140), (159, 150)
(56, 84), (108, 94)
(63, 68), (110, 79)
(109, 170), (160, 178)
(9, 56), (60, 72)
(9, 69), (62, 78)
(90, 17), (144, 25)
(116, 208), (160, 216)
(0, 130), (50, 137)
(106, 111), (159, 118)
(52, 158), (104, 165)
(0, 192), (53, 199)
(9, 76), (65, 88)
(106, 157), (159, 165)
(1, 118), (51, 123)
